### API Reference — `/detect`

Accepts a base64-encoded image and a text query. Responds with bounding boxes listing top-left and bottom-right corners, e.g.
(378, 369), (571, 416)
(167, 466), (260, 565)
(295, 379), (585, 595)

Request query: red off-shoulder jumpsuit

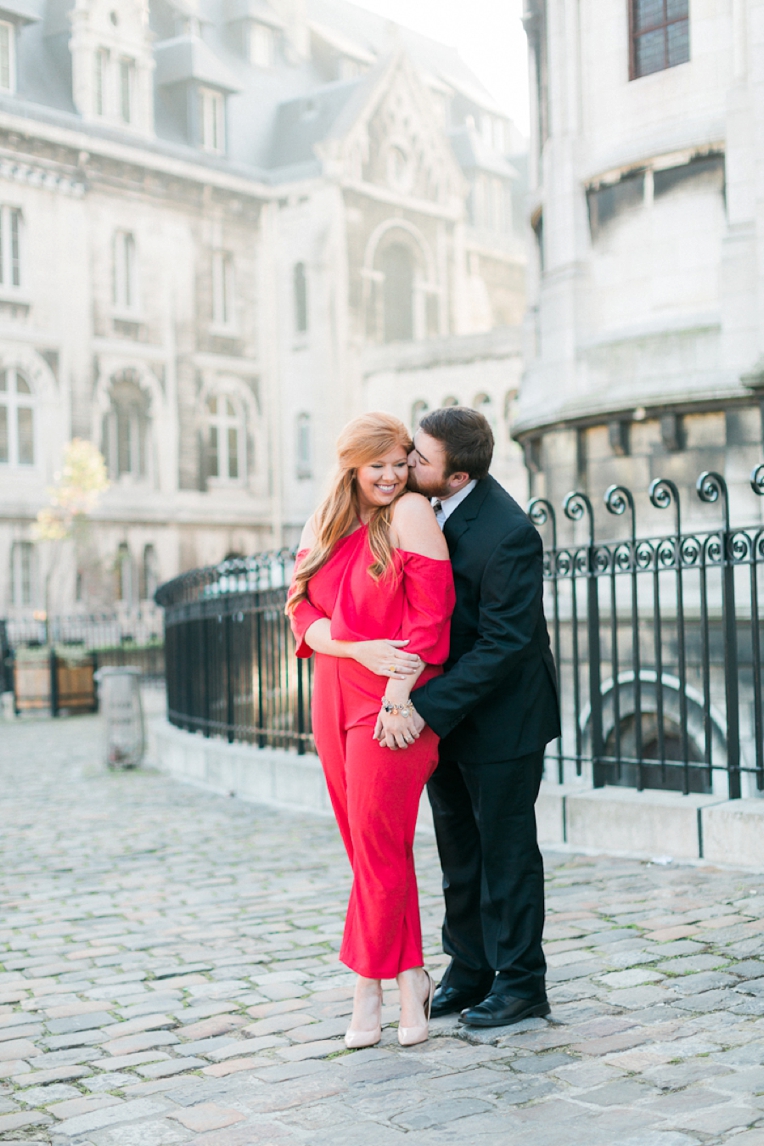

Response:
(290, 525), (455, 980)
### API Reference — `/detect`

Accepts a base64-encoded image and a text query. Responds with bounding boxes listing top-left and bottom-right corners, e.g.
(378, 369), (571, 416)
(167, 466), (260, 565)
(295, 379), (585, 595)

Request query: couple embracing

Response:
(287, 406), (560, 1047)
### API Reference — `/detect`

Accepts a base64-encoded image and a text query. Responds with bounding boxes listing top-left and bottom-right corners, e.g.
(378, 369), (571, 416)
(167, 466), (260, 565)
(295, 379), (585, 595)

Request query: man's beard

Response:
(406, 468), (451, 499)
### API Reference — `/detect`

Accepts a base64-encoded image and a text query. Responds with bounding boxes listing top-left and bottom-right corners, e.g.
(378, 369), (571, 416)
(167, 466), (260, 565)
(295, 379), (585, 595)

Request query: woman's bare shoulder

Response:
(392, 492), (448, 559)
(299, 514), (317, 550)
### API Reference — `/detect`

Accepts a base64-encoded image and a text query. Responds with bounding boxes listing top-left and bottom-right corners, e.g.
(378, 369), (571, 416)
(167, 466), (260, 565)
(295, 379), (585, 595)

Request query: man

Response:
(377, 406), (560, 1028)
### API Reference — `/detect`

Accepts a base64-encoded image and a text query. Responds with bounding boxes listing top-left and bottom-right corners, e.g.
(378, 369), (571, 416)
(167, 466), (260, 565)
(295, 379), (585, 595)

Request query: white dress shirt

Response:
(432, 479), (477, 530)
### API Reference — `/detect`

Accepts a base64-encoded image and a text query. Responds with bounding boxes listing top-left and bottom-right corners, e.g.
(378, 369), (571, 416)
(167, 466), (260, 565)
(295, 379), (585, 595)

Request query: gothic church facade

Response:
(0, 0), (526, 615)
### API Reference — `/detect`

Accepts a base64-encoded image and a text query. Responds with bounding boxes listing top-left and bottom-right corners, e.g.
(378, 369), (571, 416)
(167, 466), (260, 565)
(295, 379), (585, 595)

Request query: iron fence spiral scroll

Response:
(530, 464), (764, 796)
(157, 465), (764, 796)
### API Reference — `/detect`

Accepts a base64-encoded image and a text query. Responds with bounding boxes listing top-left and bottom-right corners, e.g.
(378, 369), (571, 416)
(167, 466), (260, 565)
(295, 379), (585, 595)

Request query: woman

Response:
(287, 412), (455, 1048)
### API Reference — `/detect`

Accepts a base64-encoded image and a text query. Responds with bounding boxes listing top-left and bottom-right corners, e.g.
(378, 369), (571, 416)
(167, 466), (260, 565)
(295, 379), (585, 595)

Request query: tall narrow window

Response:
(102, 375), (150, 479)
(10, 541), (34, 607)
(381, 244), (415, 343)
(293, 262), (308, 333)
(0, 205), (21, 288)
(141, 543), (158, 600)
(113, 231), (136, 311)
(116, 541), (133, 603)
(0, 21), (14, 93)
(212, 251), (235, 328)
(207, 395), (243, 481)
(249, 22), (274, 67)
(0, 369), (34, 466)
(198, 87), (225, 153)
(295, 412), (311, 479)
(119, 58), (134, 123)
(94, 48), (108, 116)
(630, 0), (689, 79)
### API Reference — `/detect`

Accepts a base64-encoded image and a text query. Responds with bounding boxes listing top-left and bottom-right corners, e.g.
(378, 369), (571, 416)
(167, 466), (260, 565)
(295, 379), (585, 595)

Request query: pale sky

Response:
(351, 0), (530, 135)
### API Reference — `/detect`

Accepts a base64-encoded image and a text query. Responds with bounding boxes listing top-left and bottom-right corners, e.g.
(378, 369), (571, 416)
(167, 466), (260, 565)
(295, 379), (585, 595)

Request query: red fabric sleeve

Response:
(288, 550), (326, 659)
(400, 553), (455, 665)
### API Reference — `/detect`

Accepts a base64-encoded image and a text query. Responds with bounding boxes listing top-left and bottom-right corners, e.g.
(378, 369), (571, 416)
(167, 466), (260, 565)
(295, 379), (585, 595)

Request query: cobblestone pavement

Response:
(2, 716), (764, 1146)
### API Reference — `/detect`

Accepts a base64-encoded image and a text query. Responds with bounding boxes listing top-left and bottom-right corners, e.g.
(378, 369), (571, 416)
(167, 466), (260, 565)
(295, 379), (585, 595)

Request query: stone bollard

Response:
(94, 666), (145, 769)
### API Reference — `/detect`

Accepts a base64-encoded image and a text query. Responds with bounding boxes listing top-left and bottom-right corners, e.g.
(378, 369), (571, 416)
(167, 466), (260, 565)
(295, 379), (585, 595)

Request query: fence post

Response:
(528, 498), (562, 783)
(225, 612), (234, 745)
(564, 492), (603, 785)
(697, 472), (740, 799)
(296, 656), (306, 756)
(50, 647), (59, 718)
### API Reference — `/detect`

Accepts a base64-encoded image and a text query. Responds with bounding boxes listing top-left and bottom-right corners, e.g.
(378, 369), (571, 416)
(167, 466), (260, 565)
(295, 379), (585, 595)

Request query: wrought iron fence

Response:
(2, 611), (166, 703)
(5, 610), (163, 652)
(155, 553), (313, 753)
(530, 467), (764, 799)
(156, 466), (764, 799)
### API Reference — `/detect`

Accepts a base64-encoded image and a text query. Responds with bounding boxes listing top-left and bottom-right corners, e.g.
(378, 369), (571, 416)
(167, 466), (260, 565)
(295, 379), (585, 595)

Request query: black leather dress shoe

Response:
(459, 991), (550, 1028)
(430, 982), (494, 1019)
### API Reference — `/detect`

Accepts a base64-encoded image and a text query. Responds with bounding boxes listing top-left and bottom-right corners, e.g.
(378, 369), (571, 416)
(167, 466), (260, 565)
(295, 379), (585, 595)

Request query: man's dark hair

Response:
(419, 406), (494, 480)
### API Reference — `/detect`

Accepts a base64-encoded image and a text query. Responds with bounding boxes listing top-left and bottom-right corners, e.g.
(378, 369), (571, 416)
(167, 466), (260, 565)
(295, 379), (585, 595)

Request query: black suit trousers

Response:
(426, 751), (546, 999)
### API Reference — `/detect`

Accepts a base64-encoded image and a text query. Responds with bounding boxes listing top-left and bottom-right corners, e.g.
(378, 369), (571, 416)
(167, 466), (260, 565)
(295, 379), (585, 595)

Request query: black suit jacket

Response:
(413, 475), (560, 763)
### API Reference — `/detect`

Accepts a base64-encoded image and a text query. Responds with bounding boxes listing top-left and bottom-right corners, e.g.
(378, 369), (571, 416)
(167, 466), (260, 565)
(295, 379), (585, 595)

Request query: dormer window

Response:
(0, 20), (15, 93)
(249, 22), (274, 68)
(337, 56), (362, 81)
(198, 87), (225, 153)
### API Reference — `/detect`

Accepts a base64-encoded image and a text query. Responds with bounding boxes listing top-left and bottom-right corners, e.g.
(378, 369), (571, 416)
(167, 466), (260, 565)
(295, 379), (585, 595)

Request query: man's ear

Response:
(447, 470), (471, 492)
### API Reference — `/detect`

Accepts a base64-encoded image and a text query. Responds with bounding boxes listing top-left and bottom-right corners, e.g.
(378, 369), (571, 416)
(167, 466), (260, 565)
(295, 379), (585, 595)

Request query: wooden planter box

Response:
(13, 650), (97, 715)
(14, 658), (50, 711)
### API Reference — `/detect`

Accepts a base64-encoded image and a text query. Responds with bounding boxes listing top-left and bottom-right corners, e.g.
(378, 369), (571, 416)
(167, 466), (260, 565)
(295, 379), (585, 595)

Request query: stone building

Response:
(0, 0), (526, 618)
(518, 0), (764, 535)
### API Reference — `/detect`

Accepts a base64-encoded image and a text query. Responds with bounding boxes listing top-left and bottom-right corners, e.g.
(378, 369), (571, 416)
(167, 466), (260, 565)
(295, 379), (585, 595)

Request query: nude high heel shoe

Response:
(344, 985), (382, 1049)
(398, 970), (434, 1047)
(344, 1024), (382, 1049)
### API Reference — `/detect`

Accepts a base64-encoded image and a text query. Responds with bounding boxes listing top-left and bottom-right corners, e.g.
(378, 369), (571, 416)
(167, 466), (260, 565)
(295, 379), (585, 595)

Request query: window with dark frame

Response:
(630, 0), (689, 80)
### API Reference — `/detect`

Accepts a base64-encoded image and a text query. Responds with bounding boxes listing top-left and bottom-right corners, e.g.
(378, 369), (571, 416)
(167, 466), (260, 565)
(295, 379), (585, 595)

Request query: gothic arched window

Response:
(0, 368), (35, 466)
(381, 243), (415, 343)
(102, 375), (150, 479)
(473, 392), (497, 436)
(207, 394), (244, 482)
(411, 399), (428, 430)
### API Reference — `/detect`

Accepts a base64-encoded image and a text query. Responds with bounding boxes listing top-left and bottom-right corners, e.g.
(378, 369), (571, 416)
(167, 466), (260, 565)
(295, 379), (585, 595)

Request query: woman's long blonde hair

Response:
(286, 411), (413, 613)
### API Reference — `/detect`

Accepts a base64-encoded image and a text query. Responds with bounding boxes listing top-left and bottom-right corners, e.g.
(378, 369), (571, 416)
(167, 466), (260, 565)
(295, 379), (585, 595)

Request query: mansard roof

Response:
(154, 33), (242, 91)
(6, 0), (520, 186)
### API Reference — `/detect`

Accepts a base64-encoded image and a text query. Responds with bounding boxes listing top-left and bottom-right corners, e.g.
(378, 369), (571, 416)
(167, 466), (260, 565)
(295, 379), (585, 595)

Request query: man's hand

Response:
(373, 707), (426, 750)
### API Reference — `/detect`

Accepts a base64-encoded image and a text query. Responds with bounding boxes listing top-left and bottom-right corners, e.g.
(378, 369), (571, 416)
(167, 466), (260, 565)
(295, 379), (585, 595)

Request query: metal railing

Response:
(531, 467), (764, 799)
(156, 552), (313, 753)
(5, 610), (163, 651)
(156, 467), (764, 798)
(2, 612), (166, 705)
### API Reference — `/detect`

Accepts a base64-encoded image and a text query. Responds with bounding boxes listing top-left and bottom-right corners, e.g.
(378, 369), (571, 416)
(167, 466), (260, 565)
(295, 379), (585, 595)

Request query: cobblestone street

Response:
(1, 716), (764, 1145)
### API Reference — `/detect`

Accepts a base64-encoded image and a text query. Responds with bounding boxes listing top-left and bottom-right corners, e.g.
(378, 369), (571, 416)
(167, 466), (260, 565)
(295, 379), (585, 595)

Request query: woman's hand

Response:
(350, 640), (423, 680)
